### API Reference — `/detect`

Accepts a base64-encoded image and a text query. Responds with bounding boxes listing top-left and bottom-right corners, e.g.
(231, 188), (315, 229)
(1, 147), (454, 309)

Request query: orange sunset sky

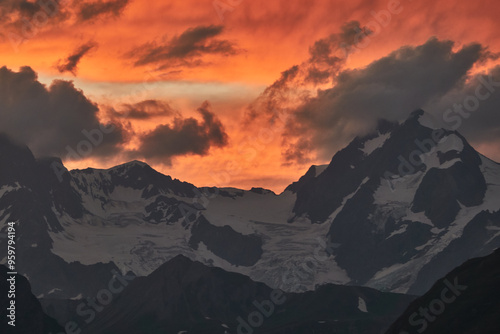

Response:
(1, 0), (500, 192)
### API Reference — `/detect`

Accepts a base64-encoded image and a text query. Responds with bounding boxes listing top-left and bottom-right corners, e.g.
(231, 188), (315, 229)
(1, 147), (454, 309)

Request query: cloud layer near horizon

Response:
(0, 66), (229, 164)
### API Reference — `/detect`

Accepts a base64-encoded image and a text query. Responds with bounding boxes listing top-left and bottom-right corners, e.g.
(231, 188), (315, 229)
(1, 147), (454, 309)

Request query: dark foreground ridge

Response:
(81, 255), (414, 334)
(386, 248), (500, 334)
(0, 265), (64, 334)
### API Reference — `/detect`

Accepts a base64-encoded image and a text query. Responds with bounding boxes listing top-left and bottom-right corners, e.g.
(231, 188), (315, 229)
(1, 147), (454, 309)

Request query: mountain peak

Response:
(409, 108), (425, 119)
(374, 118), (399, 134)
(165, 254), (195, 266)
(109, 159), (150, 171)
(0, 133), (37, 187)
(249, 187), (276, 195)
(404, 108), (446, 131)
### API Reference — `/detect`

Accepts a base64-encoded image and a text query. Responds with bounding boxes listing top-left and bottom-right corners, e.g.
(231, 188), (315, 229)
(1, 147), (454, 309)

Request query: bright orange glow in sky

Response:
(2, 0), (500, 192)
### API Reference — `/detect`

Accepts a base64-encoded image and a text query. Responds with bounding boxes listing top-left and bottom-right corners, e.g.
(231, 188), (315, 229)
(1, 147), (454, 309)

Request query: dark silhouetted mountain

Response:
(0, 265), (64, 334)
(385, 248), (500, 334)
(81, 255), (414, 334)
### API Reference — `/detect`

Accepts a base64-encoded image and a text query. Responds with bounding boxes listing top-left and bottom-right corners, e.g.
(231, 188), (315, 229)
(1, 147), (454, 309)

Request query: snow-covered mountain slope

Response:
(49, 174), (349, 294)
(0, 133), (348, 297)
(1, 109), (499, 299)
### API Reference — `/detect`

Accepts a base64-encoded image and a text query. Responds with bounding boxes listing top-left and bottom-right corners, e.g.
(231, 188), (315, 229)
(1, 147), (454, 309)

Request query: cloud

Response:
(0, 0), (69, 33)
(133, 101), (228, 164)
(245, 21), (371, 124)
(18, 1), (41, 17)
(244, 35), (494, 165)
(281, 37), (489, 163)
(128, 25), (239, 68)
(425, 65), (500, 152)
(56, 41), (98, 75)
(0, 0), (128, 44)
(0, 66), (231, 166)
(107, 99), (178, 120)
(0, 66), (125, 160)
(77, 0), (130, 22)
(0, 1), (44, 22)
(305, 20), (372, 85)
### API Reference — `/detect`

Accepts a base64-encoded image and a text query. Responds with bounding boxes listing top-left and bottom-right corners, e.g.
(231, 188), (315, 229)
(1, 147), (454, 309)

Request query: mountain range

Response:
(1, 109), (500, 332)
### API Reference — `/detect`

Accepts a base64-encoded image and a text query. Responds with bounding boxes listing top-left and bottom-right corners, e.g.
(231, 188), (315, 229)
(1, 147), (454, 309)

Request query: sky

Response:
(0, 0), (500, 192)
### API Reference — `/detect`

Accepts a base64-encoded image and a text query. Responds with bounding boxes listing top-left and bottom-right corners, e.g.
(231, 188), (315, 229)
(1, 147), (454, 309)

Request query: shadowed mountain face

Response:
(81, 255), (415, 334)
(0, 266), (64, 334)
(0, 135), (123, 300)
(385, 248), (500, 334)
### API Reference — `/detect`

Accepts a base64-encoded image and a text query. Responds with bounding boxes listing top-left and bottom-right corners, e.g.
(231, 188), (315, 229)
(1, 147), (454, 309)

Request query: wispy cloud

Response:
(56, 41), (98, 75)
(128, 25), (240, 69)
(77, 0), (130, 22)
(245, 21), (372, 126)
(107, 100), (178, 120)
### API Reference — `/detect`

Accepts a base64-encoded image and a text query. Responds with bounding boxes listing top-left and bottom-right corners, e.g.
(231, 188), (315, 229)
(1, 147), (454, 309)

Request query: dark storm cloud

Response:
(0, 66), (125, 159)
(425, 65), (500, 149)
(128, 25), (239, 68)
(133, 101), (228, 164)
(247, 36), (495, 163)
(77, 0), (130, 22)
(279, 37), (490, 163)
(56, 41), (97, 75)
(108, 100), (177, 120)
